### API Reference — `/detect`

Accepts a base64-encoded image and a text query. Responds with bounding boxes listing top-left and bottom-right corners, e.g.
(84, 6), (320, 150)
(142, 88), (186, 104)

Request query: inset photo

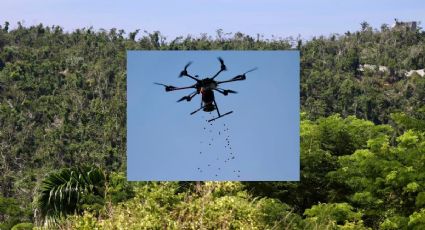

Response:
(127, 51), (299, 181)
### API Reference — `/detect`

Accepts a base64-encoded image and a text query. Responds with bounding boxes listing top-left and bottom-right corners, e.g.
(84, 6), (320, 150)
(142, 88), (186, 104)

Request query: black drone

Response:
(154, 57), (257, 122)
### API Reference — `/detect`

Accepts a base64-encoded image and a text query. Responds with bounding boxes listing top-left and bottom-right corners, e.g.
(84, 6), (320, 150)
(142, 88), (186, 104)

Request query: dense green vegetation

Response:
(0, 21), (424, 229)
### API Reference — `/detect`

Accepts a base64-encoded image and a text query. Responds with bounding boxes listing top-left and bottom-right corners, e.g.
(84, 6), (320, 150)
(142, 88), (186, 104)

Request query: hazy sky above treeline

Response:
(2, 0), (424, 39)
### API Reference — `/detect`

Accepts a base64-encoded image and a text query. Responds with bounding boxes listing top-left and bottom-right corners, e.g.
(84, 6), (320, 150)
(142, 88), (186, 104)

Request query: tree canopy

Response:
(0, 21), (424, 229)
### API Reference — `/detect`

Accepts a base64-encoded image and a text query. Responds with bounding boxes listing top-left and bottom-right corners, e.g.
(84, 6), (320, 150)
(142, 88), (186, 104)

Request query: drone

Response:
(154, 57), (257, 122)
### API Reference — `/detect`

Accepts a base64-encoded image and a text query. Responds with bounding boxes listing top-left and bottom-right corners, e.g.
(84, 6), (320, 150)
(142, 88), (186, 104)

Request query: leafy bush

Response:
(62, 182), (303, 229)
(11, 222), (34, 230)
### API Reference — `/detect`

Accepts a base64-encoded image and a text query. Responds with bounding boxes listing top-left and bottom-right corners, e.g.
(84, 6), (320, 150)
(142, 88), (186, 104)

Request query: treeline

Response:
(0, 22), (424, 229)
(301, 22), (425, 123)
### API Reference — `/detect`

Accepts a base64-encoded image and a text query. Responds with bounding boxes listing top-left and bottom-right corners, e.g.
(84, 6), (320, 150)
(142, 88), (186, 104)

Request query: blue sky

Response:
(1, 0), (424, 40)
(127, 51), (299, 181)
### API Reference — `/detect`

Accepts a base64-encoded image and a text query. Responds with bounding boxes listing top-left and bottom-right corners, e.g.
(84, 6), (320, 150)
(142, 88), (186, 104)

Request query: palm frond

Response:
(35, 165), (106, 223)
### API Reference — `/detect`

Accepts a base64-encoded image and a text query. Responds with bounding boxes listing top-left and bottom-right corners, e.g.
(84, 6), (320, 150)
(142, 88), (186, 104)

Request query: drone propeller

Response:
(211, 57), (228, 79)
(154, 82), (167, 87)
(232, 67), (258, 81)
(218, 57), (227, 71)
(243, 67), (258, 74)
(177, 91), (198, 102)
(224, 89), (237, 94)
(154, 82), (176, 92)
(179, 61), (193, 77)
(215, 88), (237, 96)
(177, 96), (191, 102)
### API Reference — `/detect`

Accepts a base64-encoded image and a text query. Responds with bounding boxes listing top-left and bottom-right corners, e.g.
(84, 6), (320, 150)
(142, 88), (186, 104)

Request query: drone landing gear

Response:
(208, 99), (233, 122)
(190, 99), (233, 122)
(190, 106), (204, 115)
(208, 111), (233, 122)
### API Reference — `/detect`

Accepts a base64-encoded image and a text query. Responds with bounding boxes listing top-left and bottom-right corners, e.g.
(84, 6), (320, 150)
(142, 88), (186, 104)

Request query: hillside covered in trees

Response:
(0, 21), (424, 229)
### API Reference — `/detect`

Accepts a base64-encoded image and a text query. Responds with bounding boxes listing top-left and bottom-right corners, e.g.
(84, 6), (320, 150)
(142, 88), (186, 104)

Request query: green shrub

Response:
(11, 222), (34, 230)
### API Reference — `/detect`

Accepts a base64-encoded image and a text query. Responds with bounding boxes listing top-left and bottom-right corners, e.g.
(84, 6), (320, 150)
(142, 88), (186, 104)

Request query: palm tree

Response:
(34, 165), (106, 224)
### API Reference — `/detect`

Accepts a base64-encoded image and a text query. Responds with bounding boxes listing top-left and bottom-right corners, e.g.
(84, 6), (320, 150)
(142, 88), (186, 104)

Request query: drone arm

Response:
(217, 67), (257, 83)
(182, 73), (200, 82)
(214, 88), (226, 95)
(177, 91), (198, 102)
(214, 88), (237, 96)
(216, 75), (246, 84)
(167, 85), (197, 92)
(211, 69), (224, 80)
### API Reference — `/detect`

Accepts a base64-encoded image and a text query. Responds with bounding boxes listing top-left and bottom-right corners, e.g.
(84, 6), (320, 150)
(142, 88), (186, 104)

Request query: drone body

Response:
(155, 57), (257, 122)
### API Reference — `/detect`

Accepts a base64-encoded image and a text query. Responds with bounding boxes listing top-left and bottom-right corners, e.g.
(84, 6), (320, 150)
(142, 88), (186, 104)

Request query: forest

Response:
(0, 21), (424, 229)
